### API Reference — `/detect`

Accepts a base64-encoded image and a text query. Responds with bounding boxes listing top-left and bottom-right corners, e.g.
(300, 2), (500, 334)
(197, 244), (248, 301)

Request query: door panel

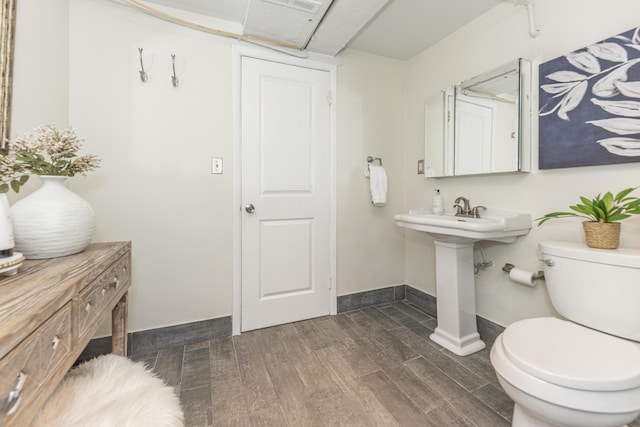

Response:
(259, 218), (313, 297)
(260, 77), (313, 193)
(241, 57), (331, 332)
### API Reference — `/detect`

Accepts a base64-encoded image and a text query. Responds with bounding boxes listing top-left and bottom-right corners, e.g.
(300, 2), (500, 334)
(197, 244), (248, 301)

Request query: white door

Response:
(241, 57), (332, 332)
(455, 95), (496, 175)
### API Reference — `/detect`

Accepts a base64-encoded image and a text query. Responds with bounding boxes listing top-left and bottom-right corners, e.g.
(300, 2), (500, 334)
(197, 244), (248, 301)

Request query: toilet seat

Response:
(502, 317), (640, 391)
(492, 328), (640, 414)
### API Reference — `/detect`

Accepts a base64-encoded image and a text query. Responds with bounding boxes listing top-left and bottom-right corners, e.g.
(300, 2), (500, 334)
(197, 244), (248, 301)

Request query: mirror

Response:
(424, 58), (532, 178)
(1, 0), (16, 150)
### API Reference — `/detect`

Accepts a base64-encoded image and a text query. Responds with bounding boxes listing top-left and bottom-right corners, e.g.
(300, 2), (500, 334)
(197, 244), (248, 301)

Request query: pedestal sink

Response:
(395, 208), (532, 356)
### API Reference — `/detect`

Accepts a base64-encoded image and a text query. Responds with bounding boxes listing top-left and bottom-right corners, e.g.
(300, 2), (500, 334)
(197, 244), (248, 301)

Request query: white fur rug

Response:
(31, 354), (184, 427)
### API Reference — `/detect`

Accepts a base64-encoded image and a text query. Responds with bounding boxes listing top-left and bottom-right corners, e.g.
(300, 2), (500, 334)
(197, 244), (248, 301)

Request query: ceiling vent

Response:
(262, 0), (322, 14)
(244, 0), (332, 48)
(306, 0), (389, 56)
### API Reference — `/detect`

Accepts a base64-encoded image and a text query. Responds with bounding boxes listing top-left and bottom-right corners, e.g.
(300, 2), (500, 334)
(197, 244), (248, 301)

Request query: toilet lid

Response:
(502, 317), (640, 391)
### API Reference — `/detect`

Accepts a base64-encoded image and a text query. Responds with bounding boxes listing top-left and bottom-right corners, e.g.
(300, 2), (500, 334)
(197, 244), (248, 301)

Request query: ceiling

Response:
(139, 0), (503, 60)
(349, 0), (502, 60)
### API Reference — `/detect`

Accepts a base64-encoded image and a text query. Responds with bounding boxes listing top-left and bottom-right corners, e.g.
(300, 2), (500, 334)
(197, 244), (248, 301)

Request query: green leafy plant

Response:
(0, 152), (29, 193)
(537, 187), (640, 225)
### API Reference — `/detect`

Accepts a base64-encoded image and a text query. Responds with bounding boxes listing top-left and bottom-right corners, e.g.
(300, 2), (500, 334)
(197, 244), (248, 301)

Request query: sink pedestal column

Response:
(429, 240), (486, 356)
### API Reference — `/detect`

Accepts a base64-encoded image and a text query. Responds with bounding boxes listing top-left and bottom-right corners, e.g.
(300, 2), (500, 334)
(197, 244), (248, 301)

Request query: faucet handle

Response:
(471, 205), (486, 218)
(453, 203), (464, 215)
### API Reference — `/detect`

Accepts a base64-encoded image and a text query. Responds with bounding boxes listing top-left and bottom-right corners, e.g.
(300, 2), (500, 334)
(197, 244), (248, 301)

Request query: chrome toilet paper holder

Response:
(502, 263), (545, 281)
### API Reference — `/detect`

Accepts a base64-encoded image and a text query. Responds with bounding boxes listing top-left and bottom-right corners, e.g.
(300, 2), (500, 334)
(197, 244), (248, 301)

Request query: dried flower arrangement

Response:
(0, 124), (101, 193)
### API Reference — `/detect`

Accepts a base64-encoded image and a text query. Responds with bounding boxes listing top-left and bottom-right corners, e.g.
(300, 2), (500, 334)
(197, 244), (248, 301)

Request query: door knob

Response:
(245, 204), (255, 213)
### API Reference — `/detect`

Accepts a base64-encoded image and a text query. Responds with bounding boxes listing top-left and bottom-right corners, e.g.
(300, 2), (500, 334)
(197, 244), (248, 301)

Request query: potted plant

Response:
(537, 187), (640, 249)
(7, 124), (101, 259)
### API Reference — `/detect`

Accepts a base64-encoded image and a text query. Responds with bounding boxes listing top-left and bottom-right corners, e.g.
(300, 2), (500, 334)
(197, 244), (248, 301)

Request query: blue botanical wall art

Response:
(539, 27), (640, 169)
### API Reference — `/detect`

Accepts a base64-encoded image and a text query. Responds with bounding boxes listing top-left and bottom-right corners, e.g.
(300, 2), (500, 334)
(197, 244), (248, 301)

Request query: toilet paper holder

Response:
(502, 263), (545, 281)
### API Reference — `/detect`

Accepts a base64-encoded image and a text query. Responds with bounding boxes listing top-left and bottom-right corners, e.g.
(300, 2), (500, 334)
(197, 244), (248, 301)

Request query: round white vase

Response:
(11, 175), (96, 259)
(0, 194), (15, 257)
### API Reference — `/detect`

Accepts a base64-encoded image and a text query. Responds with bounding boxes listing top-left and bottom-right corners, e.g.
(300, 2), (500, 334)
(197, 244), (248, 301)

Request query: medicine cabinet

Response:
(424, 58), (532, 178)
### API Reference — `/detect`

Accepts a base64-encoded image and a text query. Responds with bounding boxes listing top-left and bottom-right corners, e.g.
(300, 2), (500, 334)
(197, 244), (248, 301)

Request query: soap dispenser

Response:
(432, 189), (444, 215)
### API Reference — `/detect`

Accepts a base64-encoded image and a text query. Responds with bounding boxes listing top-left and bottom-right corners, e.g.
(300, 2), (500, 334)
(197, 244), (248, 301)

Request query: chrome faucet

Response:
(454, 196), (471, 216)
(454, 197), (486, 218)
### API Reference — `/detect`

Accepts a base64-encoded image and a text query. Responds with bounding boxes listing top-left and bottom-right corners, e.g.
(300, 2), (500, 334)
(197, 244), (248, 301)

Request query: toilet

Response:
(490, 241), (640, 427)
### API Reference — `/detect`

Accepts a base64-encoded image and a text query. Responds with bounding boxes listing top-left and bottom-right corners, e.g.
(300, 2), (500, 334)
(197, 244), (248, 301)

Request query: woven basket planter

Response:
(582, 221), (621, 249)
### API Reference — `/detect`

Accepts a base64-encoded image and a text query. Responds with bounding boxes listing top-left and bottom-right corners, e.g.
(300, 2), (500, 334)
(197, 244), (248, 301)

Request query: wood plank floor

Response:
(130, 301), (640, 427)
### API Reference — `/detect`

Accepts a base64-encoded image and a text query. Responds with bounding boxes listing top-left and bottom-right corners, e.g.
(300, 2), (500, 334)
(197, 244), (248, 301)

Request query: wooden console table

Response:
(0, 242), (131, 427)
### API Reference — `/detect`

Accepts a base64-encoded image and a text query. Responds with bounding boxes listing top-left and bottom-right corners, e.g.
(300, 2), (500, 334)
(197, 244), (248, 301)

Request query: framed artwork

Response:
(539, 27), (640, 169)
(1, 0), (16, 151)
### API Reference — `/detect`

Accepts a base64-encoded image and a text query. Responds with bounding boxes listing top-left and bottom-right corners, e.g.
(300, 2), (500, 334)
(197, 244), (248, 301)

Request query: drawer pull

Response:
(52, 335), (60, 350)
(1, 372), (27, 416)
(109, 277), (120, 290)
(85, 303), (92, 312)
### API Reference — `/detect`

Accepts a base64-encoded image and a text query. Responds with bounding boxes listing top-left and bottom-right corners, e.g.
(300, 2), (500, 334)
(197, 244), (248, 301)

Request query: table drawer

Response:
(0, 303), (72, 425)
(77, 254), (130, 342)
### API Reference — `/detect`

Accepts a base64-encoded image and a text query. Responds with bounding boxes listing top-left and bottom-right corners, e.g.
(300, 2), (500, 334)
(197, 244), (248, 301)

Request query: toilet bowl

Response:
(491, 317), (640, 426)
(490, 241), (640, 427)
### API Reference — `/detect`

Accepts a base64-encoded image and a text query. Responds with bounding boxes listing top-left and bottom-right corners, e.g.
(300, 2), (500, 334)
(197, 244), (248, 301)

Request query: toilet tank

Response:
(539, 241), (640, 342)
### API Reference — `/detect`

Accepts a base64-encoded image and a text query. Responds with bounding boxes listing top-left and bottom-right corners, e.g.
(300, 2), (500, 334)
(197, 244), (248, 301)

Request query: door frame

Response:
(231, 43), (338, 335)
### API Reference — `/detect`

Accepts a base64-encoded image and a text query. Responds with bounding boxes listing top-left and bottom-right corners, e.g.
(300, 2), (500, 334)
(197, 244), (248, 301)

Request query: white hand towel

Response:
(368, 164), (387, 206)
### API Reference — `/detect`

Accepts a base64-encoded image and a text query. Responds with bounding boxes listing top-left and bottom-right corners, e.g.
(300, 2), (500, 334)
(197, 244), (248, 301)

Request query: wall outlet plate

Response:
(417, 159), (424, 175)
(211, 157), (223, 174)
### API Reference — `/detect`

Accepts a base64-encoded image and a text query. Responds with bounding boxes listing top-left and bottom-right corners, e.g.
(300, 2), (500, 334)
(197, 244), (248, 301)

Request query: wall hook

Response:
(138, 47), (148, 82)
(171, 54), (179, 87)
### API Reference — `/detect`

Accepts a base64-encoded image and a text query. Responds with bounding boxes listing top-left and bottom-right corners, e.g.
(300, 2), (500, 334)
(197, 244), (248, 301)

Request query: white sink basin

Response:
(394, 206), (532, 356)
(394, 208), (532, 244)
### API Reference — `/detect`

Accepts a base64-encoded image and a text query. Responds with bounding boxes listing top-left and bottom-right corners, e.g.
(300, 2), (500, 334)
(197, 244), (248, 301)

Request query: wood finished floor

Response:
(130, 301), (640, 427)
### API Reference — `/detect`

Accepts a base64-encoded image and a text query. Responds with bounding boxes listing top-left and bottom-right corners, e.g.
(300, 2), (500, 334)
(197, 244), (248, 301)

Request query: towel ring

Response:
(365, 156), (383, 177)
(367, 156), (382, 166)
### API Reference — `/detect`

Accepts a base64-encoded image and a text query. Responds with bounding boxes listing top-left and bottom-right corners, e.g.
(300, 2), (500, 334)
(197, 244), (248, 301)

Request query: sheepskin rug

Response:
(30, 354), (184, 427)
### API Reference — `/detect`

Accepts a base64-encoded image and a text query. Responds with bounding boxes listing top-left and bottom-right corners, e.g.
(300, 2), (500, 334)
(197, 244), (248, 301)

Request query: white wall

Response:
(337, 49), (406, 295)
(405, 0), (640, 327)
(10, 0), (69, 202)
(69, 0), (234, 331)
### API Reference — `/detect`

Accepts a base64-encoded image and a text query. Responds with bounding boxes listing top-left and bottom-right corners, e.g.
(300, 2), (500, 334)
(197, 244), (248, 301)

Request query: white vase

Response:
(0, 194), (15, 257)
(11, 175), (96, 259)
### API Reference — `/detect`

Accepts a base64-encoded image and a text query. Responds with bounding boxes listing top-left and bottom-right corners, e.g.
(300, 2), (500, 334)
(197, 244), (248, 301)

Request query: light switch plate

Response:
(211, 157), (223, 174)
(417, 159), (424, 175)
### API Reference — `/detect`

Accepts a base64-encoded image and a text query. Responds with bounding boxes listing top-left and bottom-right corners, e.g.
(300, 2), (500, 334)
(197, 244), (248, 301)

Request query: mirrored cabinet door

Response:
(424, 58), (532, 178)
